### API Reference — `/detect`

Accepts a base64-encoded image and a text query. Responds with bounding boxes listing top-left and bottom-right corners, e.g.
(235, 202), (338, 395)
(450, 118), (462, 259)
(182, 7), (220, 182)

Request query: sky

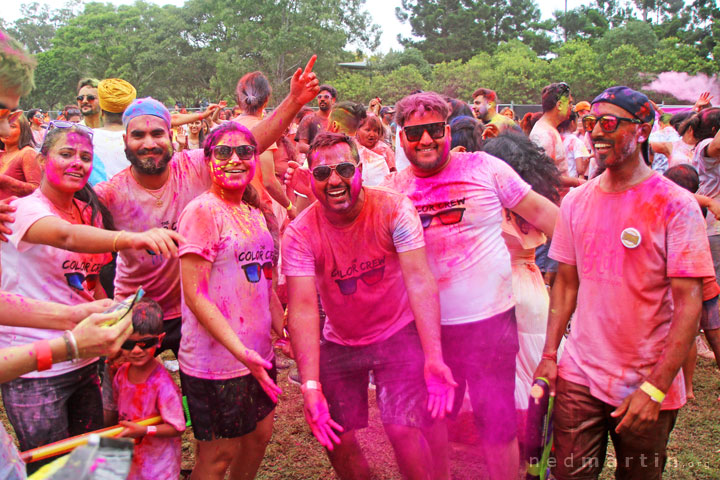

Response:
(2, 0), (591, 53)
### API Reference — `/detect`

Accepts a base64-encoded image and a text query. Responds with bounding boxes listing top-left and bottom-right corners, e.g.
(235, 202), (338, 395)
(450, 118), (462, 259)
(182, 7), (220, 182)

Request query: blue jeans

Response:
(1, 362), (103, 473)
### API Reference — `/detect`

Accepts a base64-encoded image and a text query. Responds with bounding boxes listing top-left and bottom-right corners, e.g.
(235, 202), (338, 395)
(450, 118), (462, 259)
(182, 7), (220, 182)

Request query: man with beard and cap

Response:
(93, 78), (138, 178)
(92, 56), (320, 359)
(533, 86), (714, 479)
(77, 77), (102, 129)
(295, 84), (336, 154)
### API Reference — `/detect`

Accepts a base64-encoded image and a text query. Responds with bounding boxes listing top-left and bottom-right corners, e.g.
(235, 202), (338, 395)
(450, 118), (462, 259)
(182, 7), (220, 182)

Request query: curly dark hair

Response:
(480, 131), (561, 204)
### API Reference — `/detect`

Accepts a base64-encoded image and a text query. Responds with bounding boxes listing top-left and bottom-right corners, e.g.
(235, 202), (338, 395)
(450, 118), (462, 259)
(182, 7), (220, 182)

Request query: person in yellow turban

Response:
(94, 78), (137, 177)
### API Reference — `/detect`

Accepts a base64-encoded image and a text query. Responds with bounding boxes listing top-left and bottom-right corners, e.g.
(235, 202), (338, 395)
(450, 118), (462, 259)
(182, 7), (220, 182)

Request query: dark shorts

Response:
(535, 243), (558, 273)
(709, 235), (720, 284)
(553, 377), (678, 480)
(159, 316), (182, 358)
(442, 308), (519, 445)
(1, 362), (103, 473)
(701, 295), (720, 331)
(180, 362), (277, 441)
(320, 321), (429, 432)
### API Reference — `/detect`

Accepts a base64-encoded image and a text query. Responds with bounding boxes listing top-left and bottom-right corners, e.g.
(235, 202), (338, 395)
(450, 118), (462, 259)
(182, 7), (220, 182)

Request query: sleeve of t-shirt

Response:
(281, 221), (316, 277)
(694, 138), (719, 169)
(548, 196), (577, 265)
(155, 370), (187, 432)
(486, 155), (532, 209)
(666, 196), (715, 278)
(178, 198), (221, 262)
(391, 195), (425, 253)
(9, 195), (55, 253)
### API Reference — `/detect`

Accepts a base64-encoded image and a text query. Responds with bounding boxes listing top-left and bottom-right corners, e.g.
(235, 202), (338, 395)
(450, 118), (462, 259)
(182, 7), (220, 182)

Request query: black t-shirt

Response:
(294, 113), (329, 146)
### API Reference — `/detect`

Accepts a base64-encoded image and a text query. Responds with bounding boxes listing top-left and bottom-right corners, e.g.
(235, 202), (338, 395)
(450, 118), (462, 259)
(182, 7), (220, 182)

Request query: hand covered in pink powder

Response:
(118, 421), (149, 439)
(289, 55), (320, 106)
(0, 196), (17, 242)
(67, 299), (114, 327)
(302, 389), (343, 450)
(694, 91), (713, 111)
(284, 160), (312, 198)
(125, 228), (186, 257)
(424, 359), (458, 419)
(239, 348), (283, 403)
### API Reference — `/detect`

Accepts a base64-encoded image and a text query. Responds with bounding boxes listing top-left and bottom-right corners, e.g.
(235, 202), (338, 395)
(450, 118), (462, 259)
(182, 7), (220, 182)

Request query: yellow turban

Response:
(98, 78), (137, 114)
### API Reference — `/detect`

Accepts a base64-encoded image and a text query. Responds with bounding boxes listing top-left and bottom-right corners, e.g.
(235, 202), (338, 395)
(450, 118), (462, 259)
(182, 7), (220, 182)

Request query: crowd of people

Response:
(1, 27), (720, 480)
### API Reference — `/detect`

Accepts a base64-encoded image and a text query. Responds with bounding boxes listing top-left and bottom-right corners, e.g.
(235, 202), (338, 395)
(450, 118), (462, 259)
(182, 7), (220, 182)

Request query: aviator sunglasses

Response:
(403, 121), (446, 142)
(211, 145), (256, 161)
(76, 94), (97, 102)
(311, 162), (356, 182)
(120, 337), (160, 351)
(582, 114), (641, 133)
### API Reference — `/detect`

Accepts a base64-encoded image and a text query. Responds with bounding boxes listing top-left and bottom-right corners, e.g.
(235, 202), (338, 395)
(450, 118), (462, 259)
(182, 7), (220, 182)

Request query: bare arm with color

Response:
(510, 190), (559, 238)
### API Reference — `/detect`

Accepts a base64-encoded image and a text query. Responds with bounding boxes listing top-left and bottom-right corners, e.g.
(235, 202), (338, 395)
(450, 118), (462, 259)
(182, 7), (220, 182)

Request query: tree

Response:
(5, 0), (81, 54)
(548, 40), (604, 101)
(376, 65), (427, 103)
(396, 0), (551, 63)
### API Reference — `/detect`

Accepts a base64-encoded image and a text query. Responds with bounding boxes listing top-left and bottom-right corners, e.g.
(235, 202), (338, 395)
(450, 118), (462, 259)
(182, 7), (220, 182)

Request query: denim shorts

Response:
(701, 295), (720, 331)
(1, 362), (103, 472)
(319, 321), (429, 431)
(535, 243), (558, 273)
(180, 361), (277, 441)
(442, 308), (519, 445)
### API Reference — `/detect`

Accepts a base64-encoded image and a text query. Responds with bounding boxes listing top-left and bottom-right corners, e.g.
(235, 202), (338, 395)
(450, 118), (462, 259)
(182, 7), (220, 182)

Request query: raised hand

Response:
(284, 160), (313, 197)
(694, 91), (713, 111)
(289, 55), (320, 106)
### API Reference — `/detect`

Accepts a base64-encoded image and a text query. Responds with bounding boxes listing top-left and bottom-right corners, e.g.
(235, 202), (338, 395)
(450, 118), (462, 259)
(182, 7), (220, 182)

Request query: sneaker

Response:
(288, 367), (301, 386)
(697, 336), (715, 360)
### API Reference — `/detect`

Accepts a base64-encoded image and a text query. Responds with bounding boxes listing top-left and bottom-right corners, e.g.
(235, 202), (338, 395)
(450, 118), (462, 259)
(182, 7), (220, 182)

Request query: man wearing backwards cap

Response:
(89, 57), (319, 363)
(94, 78), (137, 178)
(534, 86), (714, 479)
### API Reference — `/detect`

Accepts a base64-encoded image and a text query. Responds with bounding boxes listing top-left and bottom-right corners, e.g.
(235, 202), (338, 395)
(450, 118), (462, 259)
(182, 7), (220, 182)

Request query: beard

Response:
(125, 145), (174, 175)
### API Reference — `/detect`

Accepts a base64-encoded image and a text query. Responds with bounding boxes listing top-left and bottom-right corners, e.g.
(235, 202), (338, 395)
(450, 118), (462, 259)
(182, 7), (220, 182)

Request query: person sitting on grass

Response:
(110, 297), (186, 480)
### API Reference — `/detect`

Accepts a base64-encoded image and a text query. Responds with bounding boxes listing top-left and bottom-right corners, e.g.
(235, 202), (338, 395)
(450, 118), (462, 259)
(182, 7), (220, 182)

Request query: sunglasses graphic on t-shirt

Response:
(334, 266), (385, 295)
(419, 208), (465, 229)
(65, 272), (98, 291)
(242, 262), (273, 283)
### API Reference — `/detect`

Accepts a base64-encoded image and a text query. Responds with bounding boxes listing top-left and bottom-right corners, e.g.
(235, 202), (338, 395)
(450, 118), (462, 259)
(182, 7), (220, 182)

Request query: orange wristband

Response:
(35, 340), (53, 371)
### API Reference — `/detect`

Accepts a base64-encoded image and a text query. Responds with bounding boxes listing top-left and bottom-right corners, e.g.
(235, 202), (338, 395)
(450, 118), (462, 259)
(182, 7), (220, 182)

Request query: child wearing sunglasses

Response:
(111, 298), (185, 480)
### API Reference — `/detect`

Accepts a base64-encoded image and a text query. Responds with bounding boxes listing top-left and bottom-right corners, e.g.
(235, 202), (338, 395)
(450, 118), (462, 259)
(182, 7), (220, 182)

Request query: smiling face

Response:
(590, 102), (649, 171)
(124, 115), (173, 175)
(310, 142), (362, 217)
(188, 120), (202, 135)
(400, 110), (451, 173)
(0, 117), (20, 147)
(77, 85), (100, 117)
(121, 332), (162, 368)
(209, 130), (256, 192)
(356, 121), (381, 150)
(42, 131), (93, 193)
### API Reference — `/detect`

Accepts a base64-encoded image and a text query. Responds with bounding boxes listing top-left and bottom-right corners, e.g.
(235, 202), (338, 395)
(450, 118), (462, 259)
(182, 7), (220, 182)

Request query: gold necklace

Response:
(130, 168), (166, 207)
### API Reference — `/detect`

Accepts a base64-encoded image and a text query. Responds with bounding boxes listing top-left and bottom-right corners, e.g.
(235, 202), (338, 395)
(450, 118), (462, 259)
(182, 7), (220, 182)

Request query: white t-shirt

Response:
(383, 152), (531, 324)
(94, 150), (211, 320)
(358, 144), (390, 186)
(93, 129), (129, 178)
(0, 190), (110, 377)
(694, 138), (720, 236)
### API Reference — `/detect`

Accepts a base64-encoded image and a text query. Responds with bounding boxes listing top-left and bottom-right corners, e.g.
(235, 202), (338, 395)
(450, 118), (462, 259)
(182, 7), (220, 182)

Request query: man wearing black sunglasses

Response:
(384, 91), (558, 480)
(283, 131), (456, 479)
(77, 77), (102, 129)
(534, 86), (713, 479)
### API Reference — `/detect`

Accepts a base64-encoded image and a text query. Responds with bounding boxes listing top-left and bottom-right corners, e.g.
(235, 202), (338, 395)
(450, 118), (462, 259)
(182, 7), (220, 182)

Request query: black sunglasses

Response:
(583, 114), (641, 133)
(211, 144), (256, 161)
(403, 122), (446, 142)
(311, 162), (356, 181)
(77, 95), (97, 102)
(120, 336), (160, 351)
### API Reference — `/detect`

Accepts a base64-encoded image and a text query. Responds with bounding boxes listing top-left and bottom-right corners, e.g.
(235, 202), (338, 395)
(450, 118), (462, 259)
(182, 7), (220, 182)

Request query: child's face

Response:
(120, 332), (163, 367)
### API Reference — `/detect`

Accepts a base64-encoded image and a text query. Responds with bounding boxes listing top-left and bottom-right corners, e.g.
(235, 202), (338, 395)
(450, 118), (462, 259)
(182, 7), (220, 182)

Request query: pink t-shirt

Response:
(178, 192), (274, 379)
(383, 152), (531, 325)
(113, 361), (185, 480)
(693, 138), (720, 236)
(530, 119), (569, 177)
(0, 189), (111, 378)
(282, 186), (425, 346)
(95, 150), (210, 320)
(549, 173), (714, 409)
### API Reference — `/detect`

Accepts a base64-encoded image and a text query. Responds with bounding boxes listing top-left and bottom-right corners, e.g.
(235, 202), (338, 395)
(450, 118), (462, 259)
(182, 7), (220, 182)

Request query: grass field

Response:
(3, 353), (719, 479)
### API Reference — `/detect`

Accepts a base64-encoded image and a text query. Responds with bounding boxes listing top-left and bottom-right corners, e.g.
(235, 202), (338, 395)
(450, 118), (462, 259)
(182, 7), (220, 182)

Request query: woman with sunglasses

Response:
(178, 121), (285, 480)
(0, 122), (182, 473)
(0, 112), (42, 200)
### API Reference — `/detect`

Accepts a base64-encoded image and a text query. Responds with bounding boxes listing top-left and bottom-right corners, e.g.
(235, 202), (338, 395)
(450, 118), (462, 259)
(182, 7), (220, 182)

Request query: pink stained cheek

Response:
(349, 171), (362, 203)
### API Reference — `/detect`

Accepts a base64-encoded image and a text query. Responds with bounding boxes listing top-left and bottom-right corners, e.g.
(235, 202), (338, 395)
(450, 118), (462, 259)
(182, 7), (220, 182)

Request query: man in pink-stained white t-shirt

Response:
(283, 132), (456, 480)
(535, 86), (714, 479)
